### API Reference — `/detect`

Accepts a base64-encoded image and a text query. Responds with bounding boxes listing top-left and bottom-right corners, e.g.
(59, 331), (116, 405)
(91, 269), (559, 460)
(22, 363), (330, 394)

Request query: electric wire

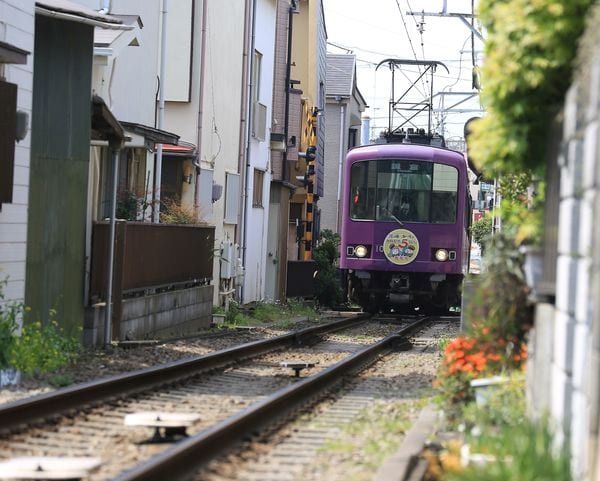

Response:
(394, 0), (428, 98)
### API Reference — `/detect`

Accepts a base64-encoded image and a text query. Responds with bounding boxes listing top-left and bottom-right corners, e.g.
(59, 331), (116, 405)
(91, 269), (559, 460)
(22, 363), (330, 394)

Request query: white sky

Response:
(323, 0), (485, 144)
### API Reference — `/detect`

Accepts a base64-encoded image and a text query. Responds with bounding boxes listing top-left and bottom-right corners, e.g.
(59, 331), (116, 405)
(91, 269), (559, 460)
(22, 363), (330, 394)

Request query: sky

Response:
(323, 0), (485, 145)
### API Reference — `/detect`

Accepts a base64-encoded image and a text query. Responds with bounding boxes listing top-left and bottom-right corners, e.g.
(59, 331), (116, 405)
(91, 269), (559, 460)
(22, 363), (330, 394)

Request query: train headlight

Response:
(435, 249), (449, 262)
(354, 245), (368, 258)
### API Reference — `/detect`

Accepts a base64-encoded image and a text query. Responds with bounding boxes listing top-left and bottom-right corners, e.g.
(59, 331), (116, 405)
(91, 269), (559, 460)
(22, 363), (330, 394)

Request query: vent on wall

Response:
(252, 102), (267, 141)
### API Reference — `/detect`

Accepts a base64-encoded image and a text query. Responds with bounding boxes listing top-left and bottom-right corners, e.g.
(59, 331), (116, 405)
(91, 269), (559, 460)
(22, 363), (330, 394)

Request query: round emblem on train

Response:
(382, 229), (419, 265)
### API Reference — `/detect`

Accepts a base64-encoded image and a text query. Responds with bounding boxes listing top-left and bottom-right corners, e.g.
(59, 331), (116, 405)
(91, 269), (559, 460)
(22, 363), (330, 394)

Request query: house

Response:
(288, 0), (327, 263)
(82, 0), (226, 343)
(0, 0), (33, 309)
(240, 0), (278, 304)
(321, 53), (367, 234)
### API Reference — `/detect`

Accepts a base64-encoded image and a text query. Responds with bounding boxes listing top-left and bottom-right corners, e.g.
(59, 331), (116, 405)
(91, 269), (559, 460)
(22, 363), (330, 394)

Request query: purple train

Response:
(340, 142), (471, 313)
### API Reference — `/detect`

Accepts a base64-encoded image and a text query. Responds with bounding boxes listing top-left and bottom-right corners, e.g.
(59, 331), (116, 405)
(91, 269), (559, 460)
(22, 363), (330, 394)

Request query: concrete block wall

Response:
(530, 8), (600, 478)
(84, 285), (214, 346)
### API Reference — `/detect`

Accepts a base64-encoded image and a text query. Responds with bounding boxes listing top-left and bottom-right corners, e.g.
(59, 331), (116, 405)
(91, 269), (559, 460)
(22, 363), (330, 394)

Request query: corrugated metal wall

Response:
(25, 15), (93, 335)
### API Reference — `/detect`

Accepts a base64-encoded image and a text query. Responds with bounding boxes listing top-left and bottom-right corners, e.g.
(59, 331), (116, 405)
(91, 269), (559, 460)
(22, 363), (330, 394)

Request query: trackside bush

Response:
(313, 230), (343, 307)
(0, 281), (80, 377)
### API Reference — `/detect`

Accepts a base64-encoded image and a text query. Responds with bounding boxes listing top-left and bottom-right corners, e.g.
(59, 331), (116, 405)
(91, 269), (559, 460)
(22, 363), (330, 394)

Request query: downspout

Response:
(240, 0), (257, 303)
(335, 100), (345, 229)
(153, 0), (168, 223)
(98, 0), (111, 14)
(282, 0), (297, 183)
(195, 0), (209, 214)
(236, 0), (252, 248)
(104, 137), (123, 347)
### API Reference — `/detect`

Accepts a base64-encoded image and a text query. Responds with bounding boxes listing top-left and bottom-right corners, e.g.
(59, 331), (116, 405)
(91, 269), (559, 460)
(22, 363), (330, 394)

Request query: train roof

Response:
(346, 142), (467, 168)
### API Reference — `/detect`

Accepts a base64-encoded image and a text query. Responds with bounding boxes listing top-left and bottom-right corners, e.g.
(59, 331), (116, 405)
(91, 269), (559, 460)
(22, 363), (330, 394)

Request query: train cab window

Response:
(349, 159), (458, 223)
(430, 164), (458, 223)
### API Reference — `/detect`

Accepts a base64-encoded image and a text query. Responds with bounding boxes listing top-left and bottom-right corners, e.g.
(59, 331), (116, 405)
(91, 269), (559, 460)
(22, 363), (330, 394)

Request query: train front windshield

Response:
(349, 159), (458, 224)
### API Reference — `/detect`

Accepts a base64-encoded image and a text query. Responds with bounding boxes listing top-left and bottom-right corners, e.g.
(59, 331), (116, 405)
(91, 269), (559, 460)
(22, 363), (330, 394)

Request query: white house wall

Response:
(0, 0), (34, 305)
(163, 1), (244, 306)
(242, 0), (276, 304)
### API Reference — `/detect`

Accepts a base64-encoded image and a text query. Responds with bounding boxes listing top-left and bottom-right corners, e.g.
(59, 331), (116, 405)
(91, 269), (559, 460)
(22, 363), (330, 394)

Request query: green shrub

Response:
(9, 314), (80, 376)
(470, 216), (492, 252)
(0, 290), (19, 369)
(464, 229), (532, 341)
(116, 189), (140, 221)
(313, 229), (343, 307)
(0, 281), (80, 376)
(460, 373), (526, 431)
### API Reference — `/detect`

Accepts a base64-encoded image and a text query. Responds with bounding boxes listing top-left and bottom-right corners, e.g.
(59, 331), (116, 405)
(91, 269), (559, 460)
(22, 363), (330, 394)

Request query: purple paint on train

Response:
(340, 143), (470, 277)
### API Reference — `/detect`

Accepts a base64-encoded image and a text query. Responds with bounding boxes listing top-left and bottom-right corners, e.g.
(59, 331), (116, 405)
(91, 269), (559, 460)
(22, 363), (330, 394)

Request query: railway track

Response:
(0, 314), (456, 481)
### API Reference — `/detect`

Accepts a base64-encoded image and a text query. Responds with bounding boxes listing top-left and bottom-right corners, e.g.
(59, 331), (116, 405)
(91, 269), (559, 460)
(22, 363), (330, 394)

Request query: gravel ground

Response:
(196, 320), (459, 481)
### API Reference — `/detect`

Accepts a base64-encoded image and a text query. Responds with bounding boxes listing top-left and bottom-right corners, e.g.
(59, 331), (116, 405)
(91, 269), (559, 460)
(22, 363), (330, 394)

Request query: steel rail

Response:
(0, 315), (369, 433)
(111, 316), (431, 481)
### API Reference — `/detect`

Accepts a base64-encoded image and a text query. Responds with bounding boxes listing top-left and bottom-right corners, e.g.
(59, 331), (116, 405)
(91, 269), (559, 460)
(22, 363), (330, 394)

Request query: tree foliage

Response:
(470, 215), (492, 249)
(469, 0), (593, 176)
(313, 230), (343, 307)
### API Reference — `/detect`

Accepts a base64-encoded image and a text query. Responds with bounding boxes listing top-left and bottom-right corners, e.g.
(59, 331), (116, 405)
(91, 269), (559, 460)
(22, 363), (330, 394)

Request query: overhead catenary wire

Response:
(394, 0), (428, 98)
(405, 0), (428, 89)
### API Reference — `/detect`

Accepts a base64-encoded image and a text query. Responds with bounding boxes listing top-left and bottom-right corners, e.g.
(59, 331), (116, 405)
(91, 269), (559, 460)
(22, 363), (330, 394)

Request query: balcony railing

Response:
(90, 221), (215, 303)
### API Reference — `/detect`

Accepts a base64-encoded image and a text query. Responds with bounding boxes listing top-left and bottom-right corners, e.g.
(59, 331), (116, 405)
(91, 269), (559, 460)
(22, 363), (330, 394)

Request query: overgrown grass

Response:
(317, 398), (429, 481)
(445, 416), (571, 481)
(221, 299), (319, 329)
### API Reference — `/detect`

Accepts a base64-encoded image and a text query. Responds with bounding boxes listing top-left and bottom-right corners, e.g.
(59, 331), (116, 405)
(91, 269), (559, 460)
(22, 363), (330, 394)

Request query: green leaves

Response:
(470, 0), (593, 176)
(0, 281), (79, 375)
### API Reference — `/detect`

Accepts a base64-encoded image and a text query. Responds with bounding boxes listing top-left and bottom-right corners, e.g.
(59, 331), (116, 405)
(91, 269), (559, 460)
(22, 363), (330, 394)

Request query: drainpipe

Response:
(335, 99), (345, 230)
(153, 0), (168, 223)
(282, 0), (297, 183)
(104, 137), (123, 348)
(236, 0), (252, 248)
(240, 0), (257, 304)
(98, 0), (110, 14)
(194, 0), (208, 215)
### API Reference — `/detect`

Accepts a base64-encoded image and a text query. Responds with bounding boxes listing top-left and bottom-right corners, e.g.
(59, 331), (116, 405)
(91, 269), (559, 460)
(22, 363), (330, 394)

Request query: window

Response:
(0, 80), (17, 204)
(252, 50), (262, 104)
(349, 159), (458, 224)
(251, 50), (265, 141)
(252, 169), (264, 207)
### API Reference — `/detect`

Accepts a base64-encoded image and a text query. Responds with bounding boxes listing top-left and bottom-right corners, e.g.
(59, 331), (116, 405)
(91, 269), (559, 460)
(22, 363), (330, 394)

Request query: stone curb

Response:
(373, 404), (437, 481)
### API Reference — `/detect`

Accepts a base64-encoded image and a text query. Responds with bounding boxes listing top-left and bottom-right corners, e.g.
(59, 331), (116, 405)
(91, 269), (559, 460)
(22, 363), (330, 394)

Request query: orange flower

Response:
(487, 353), (501, 362)
(482, 327), (490, 335)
